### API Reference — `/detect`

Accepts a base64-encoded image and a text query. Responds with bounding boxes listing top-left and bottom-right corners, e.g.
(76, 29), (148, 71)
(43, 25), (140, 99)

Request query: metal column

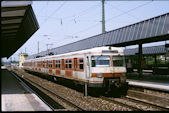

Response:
(154, 55), (157, 74)
(102, 0), (105, 33)
(84, 82), (88, 97)
(138, 44), (143, 77)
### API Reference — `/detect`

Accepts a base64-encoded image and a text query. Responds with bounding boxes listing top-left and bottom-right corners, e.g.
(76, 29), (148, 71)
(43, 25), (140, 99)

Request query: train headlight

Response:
(97, 73), (103, 78)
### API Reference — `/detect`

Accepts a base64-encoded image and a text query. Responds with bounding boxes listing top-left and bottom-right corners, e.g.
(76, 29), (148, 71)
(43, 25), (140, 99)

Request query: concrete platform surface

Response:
(1, 69), (52, 111)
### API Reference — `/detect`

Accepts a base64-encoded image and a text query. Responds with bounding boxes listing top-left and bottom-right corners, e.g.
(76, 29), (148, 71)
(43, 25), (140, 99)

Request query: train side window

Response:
(56, 60), (58, 68)
(66, 60), (68, 69)
(51, 61), (53, 68)
(92, 60), (96, 67)
(49, 61), (52, 68)
(79, 59), (84, 70)
(58, 60), (61, 68)
(69, 60), (72, 69)
(56, 60), (61, 69)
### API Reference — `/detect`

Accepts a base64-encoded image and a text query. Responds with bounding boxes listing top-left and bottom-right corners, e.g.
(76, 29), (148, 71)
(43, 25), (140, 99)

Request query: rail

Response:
(10, 70), (85, 111)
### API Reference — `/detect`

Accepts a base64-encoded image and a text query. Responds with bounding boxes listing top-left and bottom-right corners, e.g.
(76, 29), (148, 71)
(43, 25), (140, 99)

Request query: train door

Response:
(74, 58), (78, 78)
(61, 59), (65, 76)
(85, 56), (91, 79)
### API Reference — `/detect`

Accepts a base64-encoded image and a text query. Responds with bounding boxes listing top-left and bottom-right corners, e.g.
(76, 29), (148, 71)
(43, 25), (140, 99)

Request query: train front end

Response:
(88, 47), (128, 95)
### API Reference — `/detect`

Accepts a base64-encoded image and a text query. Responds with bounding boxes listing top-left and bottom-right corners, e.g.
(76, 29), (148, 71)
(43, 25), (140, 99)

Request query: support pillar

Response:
(102, 0), (106, 33)
(154, 55), (157, 74)
(84, 82), (88, 97)
(138, 44), (142, 77)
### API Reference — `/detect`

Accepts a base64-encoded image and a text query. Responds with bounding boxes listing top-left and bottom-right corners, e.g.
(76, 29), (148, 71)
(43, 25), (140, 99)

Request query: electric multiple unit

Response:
(23, 46), (128, 94)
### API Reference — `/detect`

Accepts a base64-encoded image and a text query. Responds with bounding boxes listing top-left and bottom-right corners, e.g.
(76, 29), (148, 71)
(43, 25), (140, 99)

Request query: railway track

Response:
(9, 67), (169, 111)
(123, 96), (169, 111)
(100, 96), (169, 111)
(10, 71), (57, 111)
(127, 87), (169, 108)
(100, 96), (142, 111)
(10, 70), (85, 111)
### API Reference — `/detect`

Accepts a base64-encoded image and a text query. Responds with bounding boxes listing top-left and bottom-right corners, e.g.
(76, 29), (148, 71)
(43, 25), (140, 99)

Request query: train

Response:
(23, 46), (128, 96)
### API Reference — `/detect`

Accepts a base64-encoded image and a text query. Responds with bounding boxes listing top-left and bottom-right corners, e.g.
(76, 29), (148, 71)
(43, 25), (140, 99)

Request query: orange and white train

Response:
(23, 46), (128, 94)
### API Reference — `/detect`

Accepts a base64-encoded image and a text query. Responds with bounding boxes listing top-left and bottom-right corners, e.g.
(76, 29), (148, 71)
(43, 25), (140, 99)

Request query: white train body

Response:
(23, 46), (128, 90)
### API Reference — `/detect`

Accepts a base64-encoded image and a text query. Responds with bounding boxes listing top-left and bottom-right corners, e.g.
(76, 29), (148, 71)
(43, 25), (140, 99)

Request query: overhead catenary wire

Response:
(47, 3), (102, 36)
(40, 1), (66, 27)
(106, 3), (140, 20)
(30, 1), (153, 55)
(37, 3), (101, 21)
(106, 1), (153, 22)
(56, 2), (101, 20)
(35, 1), (49, 16)
(71, 1), (153, 36)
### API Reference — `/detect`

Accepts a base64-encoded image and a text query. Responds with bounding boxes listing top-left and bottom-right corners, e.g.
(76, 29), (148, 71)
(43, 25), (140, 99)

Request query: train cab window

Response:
(79, 59), (84, 69)
(91, 56), (110, 67)
(113, 56), (125, 67)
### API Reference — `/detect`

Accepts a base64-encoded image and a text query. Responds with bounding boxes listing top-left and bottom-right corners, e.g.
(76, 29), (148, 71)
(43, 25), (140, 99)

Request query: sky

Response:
(2, 0), (169, 62)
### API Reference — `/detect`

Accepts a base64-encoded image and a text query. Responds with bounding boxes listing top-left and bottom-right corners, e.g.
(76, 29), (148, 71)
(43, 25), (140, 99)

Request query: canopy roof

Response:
(27, 13), (169, 59)
(1, 1), (39, 58)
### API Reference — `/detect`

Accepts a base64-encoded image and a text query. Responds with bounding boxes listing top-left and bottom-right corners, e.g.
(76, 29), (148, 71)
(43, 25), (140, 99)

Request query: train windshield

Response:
(113, 56), (125, 67)
(91, 56), (110, 67)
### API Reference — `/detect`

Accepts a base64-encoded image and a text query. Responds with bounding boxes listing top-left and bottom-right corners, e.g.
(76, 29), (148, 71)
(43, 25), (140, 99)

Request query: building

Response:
(19, 53), (28, 68)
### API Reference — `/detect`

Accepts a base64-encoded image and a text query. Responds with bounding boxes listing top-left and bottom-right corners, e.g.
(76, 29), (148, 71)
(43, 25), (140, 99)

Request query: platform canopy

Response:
(27, 13), (169, 59)
(1, 1), (39, 58)
(124, 45), (168, 56)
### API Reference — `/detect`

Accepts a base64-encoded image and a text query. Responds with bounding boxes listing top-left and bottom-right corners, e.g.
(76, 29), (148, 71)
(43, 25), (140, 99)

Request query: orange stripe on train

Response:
(91, 73), (121, 77)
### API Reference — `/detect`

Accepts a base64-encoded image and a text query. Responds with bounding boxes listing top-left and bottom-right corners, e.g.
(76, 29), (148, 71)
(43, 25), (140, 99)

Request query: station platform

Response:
(1, 68), (52, 111)
(127, 73), (169, 92)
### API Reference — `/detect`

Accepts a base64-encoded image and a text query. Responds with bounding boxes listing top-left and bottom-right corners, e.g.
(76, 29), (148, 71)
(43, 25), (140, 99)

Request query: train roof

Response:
(24, 46), (123, 62)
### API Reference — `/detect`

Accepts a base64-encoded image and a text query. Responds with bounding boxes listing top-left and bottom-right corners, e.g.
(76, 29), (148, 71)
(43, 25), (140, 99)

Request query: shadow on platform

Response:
(1, 69), (31, 94)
